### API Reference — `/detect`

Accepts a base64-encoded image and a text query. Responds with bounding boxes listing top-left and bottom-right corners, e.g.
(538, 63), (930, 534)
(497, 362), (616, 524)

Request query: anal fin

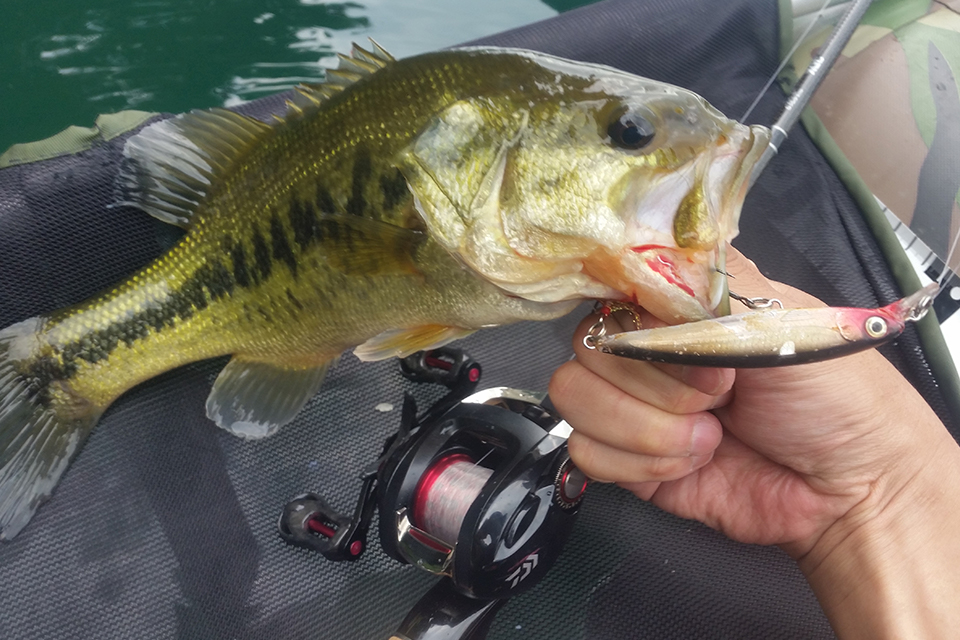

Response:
(205, 356), (333, 439)
(353, 325), (475, 362)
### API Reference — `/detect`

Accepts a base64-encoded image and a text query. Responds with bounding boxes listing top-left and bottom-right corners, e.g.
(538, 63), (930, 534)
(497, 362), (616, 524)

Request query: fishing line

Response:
(740, 0), (833, 123)
(413, 453), (493, 546)
(937, 228), (960, 290)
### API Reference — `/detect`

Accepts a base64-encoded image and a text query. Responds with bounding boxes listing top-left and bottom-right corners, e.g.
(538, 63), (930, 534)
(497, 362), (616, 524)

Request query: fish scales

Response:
(0, 45), (770, 538)
(36, 56), (532, 401)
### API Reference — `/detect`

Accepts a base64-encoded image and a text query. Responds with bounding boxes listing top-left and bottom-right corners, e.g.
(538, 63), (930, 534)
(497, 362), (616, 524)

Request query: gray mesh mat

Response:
(0, 0), (954, 638)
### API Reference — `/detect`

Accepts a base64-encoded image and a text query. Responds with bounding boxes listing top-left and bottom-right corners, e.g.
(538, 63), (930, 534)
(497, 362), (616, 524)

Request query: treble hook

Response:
(729, 290), (783, 310)
(583, 301), (641, 349)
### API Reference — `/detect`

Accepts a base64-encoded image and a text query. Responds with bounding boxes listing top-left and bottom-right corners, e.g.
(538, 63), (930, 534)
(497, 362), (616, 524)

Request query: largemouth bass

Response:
(0, 43), (768, 539)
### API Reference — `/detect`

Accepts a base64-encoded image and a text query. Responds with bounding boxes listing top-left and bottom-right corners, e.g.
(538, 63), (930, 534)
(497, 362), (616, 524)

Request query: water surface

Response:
(1, 0), (594, 152)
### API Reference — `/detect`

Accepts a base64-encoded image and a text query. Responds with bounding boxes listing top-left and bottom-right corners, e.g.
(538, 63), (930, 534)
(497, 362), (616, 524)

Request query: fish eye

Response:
(608, 112), (655, 150)
(865, 316), (888, 338)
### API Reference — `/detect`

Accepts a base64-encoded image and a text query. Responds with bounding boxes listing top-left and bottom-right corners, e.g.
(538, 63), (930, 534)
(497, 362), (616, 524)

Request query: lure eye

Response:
(865, 316), (888, 339)
(608, 112), (655, 150)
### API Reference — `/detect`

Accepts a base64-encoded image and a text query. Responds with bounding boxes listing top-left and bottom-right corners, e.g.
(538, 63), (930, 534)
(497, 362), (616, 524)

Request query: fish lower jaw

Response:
(638, 287), (713, 324)
(585, 249), (716, 323)
(488, 270), (623, 303)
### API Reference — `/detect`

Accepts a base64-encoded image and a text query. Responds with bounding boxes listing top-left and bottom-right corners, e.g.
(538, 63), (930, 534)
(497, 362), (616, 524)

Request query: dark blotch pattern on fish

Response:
(270, 214), (298, 277)
(252, 230), (272, 282)
(289, 197), (322, 249)
(346, 148), (371, 216)
(228, 239), (252, 288)
(33, 260), (237, 388)
(316, 185), (337, 214)
(201, 260), (236, 300)
(26, 356), (75, 405)
(380, 168), (408, 211)
(323, 218), (341, 242)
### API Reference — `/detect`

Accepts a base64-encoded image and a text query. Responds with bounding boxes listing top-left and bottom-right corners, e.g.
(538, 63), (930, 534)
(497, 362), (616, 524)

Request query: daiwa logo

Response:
(506, 552), (539, 588)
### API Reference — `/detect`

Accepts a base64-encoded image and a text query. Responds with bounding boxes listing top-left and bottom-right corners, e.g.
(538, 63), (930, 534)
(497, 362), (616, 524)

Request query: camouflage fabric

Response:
(786, 0), (960, 267)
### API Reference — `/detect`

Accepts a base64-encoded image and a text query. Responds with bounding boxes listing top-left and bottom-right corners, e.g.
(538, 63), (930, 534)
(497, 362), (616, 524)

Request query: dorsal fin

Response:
(119, 40), (395, 227)
(282, 40), (395, 121)
(119, 108), (273, 227)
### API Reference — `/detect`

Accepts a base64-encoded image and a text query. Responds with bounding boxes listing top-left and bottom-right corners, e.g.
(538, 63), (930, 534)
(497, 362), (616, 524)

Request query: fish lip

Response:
(699, 124), (770, 237)
(697, 124), (769, 316)
(730, 125), (771, 203)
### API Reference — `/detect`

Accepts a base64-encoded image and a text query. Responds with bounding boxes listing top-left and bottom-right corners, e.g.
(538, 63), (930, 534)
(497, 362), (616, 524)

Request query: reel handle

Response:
(400, 347), (483, 427)
(277, 470), (378, 562)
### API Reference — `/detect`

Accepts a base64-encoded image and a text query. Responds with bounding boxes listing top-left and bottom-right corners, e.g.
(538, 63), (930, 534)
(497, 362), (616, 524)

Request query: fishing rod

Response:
(747, 0), (875, 189)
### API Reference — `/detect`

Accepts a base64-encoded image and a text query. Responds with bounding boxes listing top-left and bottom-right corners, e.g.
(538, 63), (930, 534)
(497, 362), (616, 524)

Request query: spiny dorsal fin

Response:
(283, 40), (395, 121)
(119, 108), (273, 227)
(355, 39), (395, 67)
(119, 40), (395, 227)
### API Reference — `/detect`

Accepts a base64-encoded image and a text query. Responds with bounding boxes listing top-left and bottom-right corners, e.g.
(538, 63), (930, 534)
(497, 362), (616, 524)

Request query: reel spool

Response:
(378, 388), (585, 600)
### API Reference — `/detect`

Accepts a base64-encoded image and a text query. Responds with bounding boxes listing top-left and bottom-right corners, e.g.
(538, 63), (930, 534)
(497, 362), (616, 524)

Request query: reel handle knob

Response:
(278, 492), (369, 562)
(400, 348), (482, 390)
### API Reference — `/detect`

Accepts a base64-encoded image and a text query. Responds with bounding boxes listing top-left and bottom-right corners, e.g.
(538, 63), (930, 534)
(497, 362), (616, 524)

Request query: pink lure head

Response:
(838, 282), (939, 343)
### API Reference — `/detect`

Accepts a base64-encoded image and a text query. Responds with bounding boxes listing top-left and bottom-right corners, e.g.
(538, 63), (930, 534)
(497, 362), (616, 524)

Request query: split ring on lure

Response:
(589, 282), (939, 368)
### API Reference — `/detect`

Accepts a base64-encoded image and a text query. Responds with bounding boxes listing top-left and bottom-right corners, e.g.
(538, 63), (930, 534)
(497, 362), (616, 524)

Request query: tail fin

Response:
(0, 319), (100, 540)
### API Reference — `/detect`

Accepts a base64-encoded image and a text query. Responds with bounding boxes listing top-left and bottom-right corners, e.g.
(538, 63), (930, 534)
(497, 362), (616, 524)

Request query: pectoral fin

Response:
(205, 356), (333, 439)
(354, 325), (475, 362)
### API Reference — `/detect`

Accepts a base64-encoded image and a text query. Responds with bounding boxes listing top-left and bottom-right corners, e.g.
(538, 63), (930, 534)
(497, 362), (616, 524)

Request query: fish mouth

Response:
(606, 124), (772, 322)
(704, 124), (770, 231)
(728, 125), (770, 205)
(699, 124), (770, 315)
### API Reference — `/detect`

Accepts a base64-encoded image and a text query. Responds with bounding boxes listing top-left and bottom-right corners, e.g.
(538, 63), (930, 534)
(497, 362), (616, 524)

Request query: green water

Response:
(0, 0), (595, 153)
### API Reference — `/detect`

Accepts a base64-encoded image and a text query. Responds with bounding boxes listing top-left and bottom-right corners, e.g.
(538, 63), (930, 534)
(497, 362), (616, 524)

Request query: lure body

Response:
(595, 283), (939, 367)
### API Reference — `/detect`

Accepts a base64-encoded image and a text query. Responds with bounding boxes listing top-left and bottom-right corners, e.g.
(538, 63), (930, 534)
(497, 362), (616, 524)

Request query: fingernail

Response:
(680, 367), (731, 396)
(689, 451), (714, 470)
(689, 418), (721, 457)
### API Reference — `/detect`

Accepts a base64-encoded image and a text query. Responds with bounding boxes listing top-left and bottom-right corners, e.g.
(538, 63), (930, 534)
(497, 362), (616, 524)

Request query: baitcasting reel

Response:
(378, 384), (584, 599)
(278, 346), (586, 636)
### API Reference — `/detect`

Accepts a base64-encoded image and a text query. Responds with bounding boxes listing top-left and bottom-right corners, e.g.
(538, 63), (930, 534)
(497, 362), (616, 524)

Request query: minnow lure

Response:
(588, 282), (940, 367)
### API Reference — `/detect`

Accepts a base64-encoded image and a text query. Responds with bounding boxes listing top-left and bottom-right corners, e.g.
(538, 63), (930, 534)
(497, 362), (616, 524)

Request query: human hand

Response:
(550, 246), (957, 559)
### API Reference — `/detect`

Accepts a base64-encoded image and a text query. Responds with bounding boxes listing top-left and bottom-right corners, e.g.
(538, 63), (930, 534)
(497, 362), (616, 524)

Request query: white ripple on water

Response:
(40, 34), (102, 60)
(220, 61), (326, 107)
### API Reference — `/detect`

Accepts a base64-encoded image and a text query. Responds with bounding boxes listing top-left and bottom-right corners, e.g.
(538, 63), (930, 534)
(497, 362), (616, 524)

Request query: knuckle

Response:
(644, 455), (693, 481)
(567, 433), (608, 481)
(548, 362), (583, 408)
(663, 384), (704, 415)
